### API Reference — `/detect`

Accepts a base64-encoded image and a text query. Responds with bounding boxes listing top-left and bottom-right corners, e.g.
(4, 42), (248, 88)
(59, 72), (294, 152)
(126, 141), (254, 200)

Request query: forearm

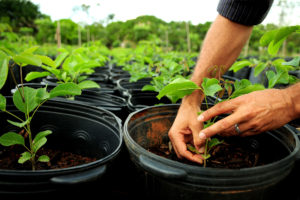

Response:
(191, 15), (253, 85)
(183, 14), (253, 106)
(285, 82), (300, 120)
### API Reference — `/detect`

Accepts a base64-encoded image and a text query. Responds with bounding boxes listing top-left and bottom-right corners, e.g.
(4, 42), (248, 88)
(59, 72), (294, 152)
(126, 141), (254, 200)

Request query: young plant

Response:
(24, 47), (102, 92)
(0, 47), (82, 170)
(157, 74), (265, 166)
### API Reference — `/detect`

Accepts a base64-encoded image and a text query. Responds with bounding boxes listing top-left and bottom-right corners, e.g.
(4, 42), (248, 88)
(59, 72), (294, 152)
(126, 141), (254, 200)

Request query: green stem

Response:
(203, 139), (209, 168)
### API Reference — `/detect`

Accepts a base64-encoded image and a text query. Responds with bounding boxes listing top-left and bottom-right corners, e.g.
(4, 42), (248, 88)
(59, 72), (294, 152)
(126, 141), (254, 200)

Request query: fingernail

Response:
(199, 132), (206, 139)
(197, 115), (204, 121)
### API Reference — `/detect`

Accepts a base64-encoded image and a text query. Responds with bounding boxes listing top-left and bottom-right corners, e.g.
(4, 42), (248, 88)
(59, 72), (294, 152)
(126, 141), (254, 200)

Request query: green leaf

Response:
(33, 130), (52, 144)
(38, 155), (50, 162)
(13, 53), (42, 67)
(23, 46), (39, 54)
(13, 87), (39, 113)
(0, 47), (15, 56)
(157, 77), (200, 103)
(231, 84), (265, 98)
(0, 94), (6, 111)
(273, 26), (300, 45)
(0, 132), (25, 146)
(25, 71), (51, 82)
(38, 55), (56, 68)
(259, 29), (277, 46)
(7, 118), (31, 128)
(202, 154), (211, 159)
(35, 87), (50, 103)
(268, 39), (285, 56)
(18, 152), (31, 164)
(77, 80), (100, 89)
(229, 60), (252, 72)
(254, 63), (267, 77)
(282, 57), (300, 67)
(142, 84), (156, 91)
(187, 144), (200, 154)
(208, 138), (223, 149)
(201, 78), (222, 97)
(54, 52), (69, 68)
(0, 52), (9, 90)
(49, 82), (82, 98)
(33, 137), (47, 153)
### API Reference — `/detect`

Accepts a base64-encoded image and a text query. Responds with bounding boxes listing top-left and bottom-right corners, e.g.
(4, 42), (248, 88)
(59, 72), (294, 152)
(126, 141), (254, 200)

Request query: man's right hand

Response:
(168, 91), (205, 164)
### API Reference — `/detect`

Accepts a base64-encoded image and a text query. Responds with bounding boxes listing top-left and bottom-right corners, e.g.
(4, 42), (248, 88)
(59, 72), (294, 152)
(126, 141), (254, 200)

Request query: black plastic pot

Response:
(0, 98), (123, 197)
(127, 91), (172, 112)
(116, 78), (152, 98)
(123, 104), (300, 200)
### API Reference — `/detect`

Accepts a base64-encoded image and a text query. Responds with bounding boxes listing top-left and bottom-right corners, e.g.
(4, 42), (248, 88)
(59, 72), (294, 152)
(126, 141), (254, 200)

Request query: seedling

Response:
(0, 47), (82, 170)
(157, 66), (265, 166)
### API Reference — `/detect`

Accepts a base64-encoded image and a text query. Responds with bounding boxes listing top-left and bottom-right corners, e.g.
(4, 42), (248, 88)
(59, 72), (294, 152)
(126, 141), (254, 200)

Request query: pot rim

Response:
(123, 104), (300, 174)
(0, 98), (123, 174)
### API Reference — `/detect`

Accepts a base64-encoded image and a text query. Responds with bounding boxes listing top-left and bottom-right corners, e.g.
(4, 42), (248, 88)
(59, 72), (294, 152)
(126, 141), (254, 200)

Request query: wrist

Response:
(182, 89), (204, 107)
(284, 83), (300, 120)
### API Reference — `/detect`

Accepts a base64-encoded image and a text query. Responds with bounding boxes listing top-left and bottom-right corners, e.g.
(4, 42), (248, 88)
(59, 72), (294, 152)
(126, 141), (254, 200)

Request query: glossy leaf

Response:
(0, 52), (9, 90)
(35, 87), (50, 103)
(33, 137), (47, 153)
(38, 55), (56, 68)
(7, 118), (31, 128)
(229, 60), (252, 73)
(201, 78), (222, 97)
(25, 71), (51, 82)
(38, 155), (50, 162)
(33, 130), (52, 144)
(282, 56), (300, 67)
(13, 53), (42, 67)
(49, 82), (81, 98)
(254, 62), (267, 77)
(0, 94), (6, 111)
(13, 87), (38, 113)
(0, 132), (25, 146)
(18, 152), (31, 164)
(77, 80), (100, 89)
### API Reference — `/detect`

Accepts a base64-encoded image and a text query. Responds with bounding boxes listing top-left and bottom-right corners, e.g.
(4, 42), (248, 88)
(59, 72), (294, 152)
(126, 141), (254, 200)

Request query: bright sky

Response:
(30, 0), (300, 26)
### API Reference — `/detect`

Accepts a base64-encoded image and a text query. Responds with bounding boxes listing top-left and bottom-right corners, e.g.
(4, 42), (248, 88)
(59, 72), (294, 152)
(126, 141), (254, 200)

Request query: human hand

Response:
(168, 91), (205, 164)
(197, 88), (295, 145)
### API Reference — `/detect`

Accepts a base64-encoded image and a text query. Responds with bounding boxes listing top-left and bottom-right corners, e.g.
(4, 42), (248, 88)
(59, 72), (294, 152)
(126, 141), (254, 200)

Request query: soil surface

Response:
(148, 136), (266, 169)
(0, 146), (97, 170)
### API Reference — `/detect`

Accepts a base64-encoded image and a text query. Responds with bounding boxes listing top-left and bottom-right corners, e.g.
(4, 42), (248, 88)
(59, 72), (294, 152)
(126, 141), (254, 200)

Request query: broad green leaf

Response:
(13, 87), (38, 113)
(254, 62), (268, 77)
(37, 55), (56, 68)
(77, 80), (100, 89)
(41, 65), (61, 79)
(0, 47), (15, 56)
(23, 46), (39, 54)
(273, 26), (300, 45)
(157, 77), (200, 102)
(25, 71), (51, 82)
(73, 60), (100, 72)
(18, 152), (31, 164)
(13, 53), (42, 67)
(268, 39), (285, 56)
(38, 155), (50, 162)
(33, 137), (47, 153)
(259, 29), (277, 46)
(231, 84), (265, 98)
(54, 52), (69, 68)
(201, 78), (222, 97)
(49, 82), (82, 98)
(0, 52), (9, 90)
(0, 94), (6, 111)
(233, 79), (252, 91)
(266, 70), (289, 88)
(229, 60), (252, 72)
(33, 130), (52, 144)
(282, 57), (300, 67)
(142, 84), (156, 91)
(35, 87), (50, 103)
(0, 132), (25, 146)
(7, 118), (31, 128)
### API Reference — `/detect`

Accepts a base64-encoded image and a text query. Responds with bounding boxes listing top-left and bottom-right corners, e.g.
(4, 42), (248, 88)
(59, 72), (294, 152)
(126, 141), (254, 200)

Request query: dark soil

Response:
(0, 145), (97, 170)
(148, 136), (265, 169)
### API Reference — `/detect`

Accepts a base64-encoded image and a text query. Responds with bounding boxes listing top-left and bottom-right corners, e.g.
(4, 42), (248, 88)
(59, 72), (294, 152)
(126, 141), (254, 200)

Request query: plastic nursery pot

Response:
(123, 104), (300, 200)
(0, 98), (123, 197)
(109, 72), (131, 84)
(116, 78), (152, 98)
(127, 91), (172, 112)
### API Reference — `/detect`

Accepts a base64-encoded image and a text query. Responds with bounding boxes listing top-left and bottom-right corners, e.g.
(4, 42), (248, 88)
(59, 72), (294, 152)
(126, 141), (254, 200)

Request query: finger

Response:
(197, 98), (239, 122)
(190, 121), (204, 150)
(199, 112), (245, 141)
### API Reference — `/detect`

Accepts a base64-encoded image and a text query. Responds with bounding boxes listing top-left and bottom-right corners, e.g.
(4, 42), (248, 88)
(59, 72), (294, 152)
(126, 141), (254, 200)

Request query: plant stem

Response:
(203, 139), (209, 168)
